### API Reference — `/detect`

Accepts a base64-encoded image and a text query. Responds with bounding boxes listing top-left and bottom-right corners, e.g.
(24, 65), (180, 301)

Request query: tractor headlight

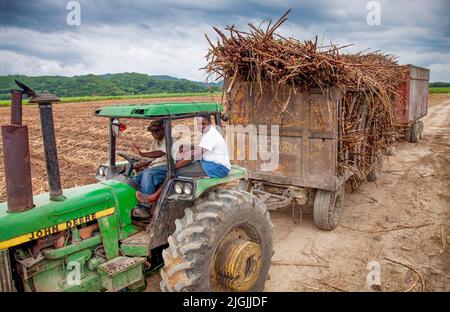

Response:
(172, 181), (194, 197)
(183, 183), (193, 195)
(174, 182), (184, 194)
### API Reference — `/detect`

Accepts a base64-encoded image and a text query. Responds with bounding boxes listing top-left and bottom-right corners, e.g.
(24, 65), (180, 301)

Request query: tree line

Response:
(0, 73), (222, 100)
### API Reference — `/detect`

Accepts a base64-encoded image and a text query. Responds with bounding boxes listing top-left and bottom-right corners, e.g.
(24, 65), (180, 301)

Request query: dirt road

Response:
(266, 94), (450, 291)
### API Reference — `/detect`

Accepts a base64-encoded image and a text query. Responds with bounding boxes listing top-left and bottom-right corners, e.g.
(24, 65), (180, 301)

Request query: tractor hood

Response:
(0, 180), (137, 250)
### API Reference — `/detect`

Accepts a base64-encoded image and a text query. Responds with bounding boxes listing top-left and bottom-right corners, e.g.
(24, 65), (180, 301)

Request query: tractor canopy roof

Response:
(95, 101), (223, 119)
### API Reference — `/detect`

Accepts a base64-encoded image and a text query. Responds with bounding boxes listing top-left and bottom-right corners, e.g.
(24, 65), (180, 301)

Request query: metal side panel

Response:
(408, 65), (429, 121)
(229, 82), (340, 191)
(395, 65), (429, 125)
(0, 249), (15, 292)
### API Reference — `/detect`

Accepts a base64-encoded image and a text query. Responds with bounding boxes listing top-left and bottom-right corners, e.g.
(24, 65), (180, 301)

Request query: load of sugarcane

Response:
(204, 9), (406, 179)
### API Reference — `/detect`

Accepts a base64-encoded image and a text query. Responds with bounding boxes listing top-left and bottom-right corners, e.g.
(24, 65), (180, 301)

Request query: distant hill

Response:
(0, 73), (222, 100)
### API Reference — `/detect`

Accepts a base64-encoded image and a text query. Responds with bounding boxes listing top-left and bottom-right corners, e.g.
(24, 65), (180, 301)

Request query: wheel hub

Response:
(215, 239), (262, 291)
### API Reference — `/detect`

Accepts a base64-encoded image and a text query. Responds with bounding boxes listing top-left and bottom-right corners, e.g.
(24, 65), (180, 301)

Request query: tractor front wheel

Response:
(160, 189), (273, 292)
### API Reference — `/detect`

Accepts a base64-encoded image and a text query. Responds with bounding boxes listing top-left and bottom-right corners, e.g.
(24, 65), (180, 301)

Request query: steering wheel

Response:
(117, 151), (153, 177)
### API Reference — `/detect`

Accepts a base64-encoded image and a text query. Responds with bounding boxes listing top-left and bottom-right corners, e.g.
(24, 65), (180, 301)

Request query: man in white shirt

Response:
(176, 112), (231, 178)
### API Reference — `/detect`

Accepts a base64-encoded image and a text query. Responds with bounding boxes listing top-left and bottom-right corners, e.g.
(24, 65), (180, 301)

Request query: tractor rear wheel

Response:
(159, 189), (273, 292)
(313, 187), (344, 231)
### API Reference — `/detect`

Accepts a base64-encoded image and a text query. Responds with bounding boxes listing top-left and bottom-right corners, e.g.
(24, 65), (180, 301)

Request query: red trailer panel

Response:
(395, 64), (429, 125)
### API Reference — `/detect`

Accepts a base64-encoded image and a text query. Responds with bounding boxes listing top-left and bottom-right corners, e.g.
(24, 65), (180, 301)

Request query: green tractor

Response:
(0, 82), (273, 292)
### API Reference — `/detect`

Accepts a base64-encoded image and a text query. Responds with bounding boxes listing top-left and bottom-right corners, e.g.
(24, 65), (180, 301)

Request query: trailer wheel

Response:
(418, 121), (424, 140)
(384, 145), (395, 156)
(367, 154), (382, 182)
(410, 121), (422, 143)
(313, 188), (344, 231)
(160, 189), (273, 292)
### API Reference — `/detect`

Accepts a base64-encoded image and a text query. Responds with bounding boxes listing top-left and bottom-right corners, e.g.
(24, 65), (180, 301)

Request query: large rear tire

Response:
(160, 189), (273, 292)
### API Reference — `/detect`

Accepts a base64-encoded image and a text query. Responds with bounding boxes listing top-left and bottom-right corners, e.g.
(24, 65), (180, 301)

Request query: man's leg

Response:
(136, 165), (167, 205)
(133, 171), (143, 186)
(134, 166), (168, 217)
(140, 165), (167, 195)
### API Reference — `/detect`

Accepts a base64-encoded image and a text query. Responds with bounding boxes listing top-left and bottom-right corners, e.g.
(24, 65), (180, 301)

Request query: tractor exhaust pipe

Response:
(29, 94), (64, 201)
(11, 90), (23, 125)
(1, 90), (34, 212)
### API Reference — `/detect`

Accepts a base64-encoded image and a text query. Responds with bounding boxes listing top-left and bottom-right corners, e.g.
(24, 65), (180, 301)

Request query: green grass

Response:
(0, 91), (222, 106)
(429, 87), (450, 94)
(2, 87), (447, 106)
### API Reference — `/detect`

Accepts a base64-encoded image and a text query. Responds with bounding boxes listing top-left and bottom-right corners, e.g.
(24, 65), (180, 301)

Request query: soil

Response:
(0, 94), (448, 292)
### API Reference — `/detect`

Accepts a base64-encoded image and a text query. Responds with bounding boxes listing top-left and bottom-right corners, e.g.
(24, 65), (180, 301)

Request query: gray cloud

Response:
(1, 0), (449, 81)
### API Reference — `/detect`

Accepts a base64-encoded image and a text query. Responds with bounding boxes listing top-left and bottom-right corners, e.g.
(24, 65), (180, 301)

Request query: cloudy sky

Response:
(1, 0), (449, 82)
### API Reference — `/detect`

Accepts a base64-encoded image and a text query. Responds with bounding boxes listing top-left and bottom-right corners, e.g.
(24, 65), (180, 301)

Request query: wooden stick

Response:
(384, 257), (425, 292)
(296, 283), (327, 292)
(271, 261), (329, 268)
(441, 225), (447, 250)
(321, 282), (348, 292)
(354, 190), (379, 203)
(340, 222), (434, 233)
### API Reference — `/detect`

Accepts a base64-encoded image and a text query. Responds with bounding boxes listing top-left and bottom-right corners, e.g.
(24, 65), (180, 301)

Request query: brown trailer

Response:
(228, 82), (353, 231)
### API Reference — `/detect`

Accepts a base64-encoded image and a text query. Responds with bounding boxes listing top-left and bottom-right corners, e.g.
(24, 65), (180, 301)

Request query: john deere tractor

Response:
(0, 82), (273, 292)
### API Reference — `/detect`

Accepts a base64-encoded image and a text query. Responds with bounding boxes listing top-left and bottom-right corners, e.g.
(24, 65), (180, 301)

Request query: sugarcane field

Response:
(0, 0), (449, 300)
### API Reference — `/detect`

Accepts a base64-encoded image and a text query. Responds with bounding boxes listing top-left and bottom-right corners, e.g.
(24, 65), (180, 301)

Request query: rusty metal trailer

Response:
(229, 82), (355, 231)
(395, 64), (429, 143)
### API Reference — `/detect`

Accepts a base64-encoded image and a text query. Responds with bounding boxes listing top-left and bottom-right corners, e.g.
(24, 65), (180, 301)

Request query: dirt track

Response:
(0, 94), (448, 291)
(266, 94), (450, 291)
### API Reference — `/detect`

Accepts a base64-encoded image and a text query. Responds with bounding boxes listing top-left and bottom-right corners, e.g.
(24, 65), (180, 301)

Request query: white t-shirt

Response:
(199, 126), (231, 170)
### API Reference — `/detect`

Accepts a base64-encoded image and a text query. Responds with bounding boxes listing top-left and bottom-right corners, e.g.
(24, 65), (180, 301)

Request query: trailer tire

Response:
(367, 154), (382, 182)
(418, 121), (424, 140)
(313, 188), (344, 231)
(160, 189), (273, 292)
(385, 146), (395, 156)
(410, 121), (422, 143)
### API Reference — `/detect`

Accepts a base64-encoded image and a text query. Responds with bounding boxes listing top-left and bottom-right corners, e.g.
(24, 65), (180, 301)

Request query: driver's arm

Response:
(174, 146), (205, 169)
(138, 150), (165, 158)
(134, 150), (165, 170)
(132, 142), (165, 159)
